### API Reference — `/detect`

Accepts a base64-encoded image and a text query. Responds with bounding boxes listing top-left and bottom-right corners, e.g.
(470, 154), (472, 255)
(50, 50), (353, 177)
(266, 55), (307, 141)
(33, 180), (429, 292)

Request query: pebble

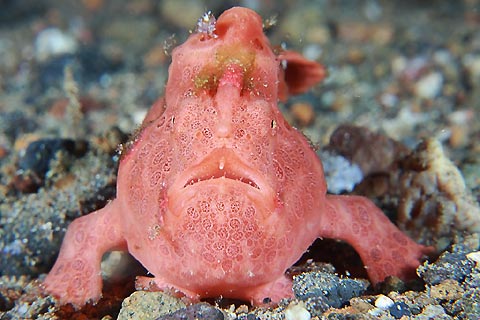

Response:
(449, 124), (469, 148)
(117, 291), (185, 320)
(397, 139), (480, 242)
(466, 251), (480, 266)
(326, 124), (410, 175)
(346, 48), (366, 64)
(374, 294), (394, 309)
(284, 301), (311, 320)
(290, 102), (315, 126)
(15, 138), (88, 192)
(415, 304), (450, 319)
(389, 301), (412, 319)
(302, 44), (323, 61)
(34, 28), (78, 62)
(430, 279), (464, 300)
(305, 25), (330, 44)
(418, 250), (476, 286)
(157, 303), (224, 320)
(18, 138), (87, 177)
(415, 71), (443, 99)
(293, 270), (368, 315)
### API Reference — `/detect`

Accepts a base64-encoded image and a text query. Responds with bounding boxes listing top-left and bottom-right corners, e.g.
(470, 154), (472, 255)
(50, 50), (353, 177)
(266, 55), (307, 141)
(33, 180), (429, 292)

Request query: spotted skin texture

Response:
(43, 7), (431, 308)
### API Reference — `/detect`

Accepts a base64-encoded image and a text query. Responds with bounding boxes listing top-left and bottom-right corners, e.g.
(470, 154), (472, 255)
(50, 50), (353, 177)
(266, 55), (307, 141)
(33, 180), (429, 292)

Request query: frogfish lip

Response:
(168, 147), (275, 206)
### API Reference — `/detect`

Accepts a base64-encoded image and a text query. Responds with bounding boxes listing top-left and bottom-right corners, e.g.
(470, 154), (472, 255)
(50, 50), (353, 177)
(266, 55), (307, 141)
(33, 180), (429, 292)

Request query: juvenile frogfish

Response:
(43, 6), (431, 307)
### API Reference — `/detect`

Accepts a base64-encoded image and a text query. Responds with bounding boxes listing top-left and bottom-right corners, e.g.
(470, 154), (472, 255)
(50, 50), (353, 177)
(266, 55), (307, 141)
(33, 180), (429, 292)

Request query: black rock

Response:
(418, 251), (476, 286)
(389, 301), (412, 319)
(18, 138), (87, 177)
(15, 138), (88, 192)
(293, 271), (369, 314)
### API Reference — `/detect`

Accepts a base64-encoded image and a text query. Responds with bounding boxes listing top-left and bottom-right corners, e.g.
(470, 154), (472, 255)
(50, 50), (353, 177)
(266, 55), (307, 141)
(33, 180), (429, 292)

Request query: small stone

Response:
(143, 43), (168, 67)
(14, 138), (88, 192)
(117, 291), (185, 320)
(18, 138), (88, 177)
(35, 28), (78, 62)
(290, 102), (315, 127)
(418, 250), (475, 286)
(305, 25), (330, 44)
(389, 301), (411, 319)
(397, 138), (480, 242)
(157, 303), (224, 320)
(374, 294), (394, 309)
(284, 301), (311, 320)
(346, 48), (366, 65)
(415, 71), (443, 99)
(449, 124), (469, 148)
(466, 251), (480, 266)
(430, 279), (464, 300)
(326, 124), (409, 175)
(293, 271), (368, 313)
(416, 305), (450, 319)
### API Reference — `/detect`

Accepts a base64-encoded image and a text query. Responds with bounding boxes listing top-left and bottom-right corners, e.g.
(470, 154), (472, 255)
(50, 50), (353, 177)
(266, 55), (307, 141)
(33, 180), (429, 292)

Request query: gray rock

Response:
(117, 291), (185, 320)
(157, 303), (225, 320)
(293, 271), (369, 316)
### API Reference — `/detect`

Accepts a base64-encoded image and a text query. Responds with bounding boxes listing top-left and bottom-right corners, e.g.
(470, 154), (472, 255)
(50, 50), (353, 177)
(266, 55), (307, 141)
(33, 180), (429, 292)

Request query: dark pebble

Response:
(293, 271), (368, 314)
(327, 124), (409, 175)
(16, 138), (88, 192)
(19, 138), (86, 175)
(389, 301), (412, 319)
(157, 303), (224, 320)
(418, 251), (475, 286)
(32, 46), (123, 95)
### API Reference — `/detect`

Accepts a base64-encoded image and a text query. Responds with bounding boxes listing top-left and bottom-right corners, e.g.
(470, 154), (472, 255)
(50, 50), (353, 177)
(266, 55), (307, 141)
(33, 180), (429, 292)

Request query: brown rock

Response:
(327, 124), (409, 175)
(397, 139), (480, 244)
(290, 102), (315, 127)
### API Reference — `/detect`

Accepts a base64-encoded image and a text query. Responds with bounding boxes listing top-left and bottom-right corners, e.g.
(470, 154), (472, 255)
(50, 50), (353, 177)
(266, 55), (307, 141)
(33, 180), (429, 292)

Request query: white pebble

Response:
(303, 44), (323, 61)
(415, 71), (443, 99)
(374, 294), (394, 309)
(466, 251), (480, 265)
(284, 302), (311, 320)
(35, 28), (78, 62)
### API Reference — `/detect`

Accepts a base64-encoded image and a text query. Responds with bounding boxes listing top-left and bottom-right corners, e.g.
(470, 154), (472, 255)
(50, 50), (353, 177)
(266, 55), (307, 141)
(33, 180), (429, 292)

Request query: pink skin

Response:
(43, 7), (431, 308)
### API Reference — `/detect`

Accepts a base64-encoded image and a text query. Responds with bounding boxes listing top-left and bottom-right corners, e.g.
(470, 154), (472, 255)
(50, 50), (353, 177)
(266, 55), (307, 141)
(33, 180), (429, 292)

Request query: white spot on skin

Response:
(219, 156), (225, 170)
